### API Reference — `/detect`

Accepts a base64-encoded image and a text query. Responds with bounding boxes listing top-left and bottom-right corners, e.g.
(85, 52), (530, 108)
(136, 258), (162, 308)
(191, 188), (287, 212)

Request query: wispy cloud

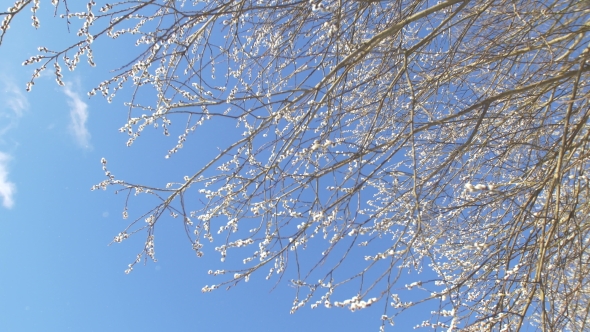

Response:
(63, 83), (91, 149)
(0, 78), (29, 136)
(0, 152), (16, 209)
(0, 78), (27, 209)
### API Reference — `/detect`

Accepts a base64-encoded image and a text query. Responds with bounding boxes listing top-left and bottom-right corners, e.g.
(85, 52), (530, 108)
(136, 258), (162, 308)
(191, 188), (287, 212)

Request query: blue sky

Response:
(0, 5), (425, 332)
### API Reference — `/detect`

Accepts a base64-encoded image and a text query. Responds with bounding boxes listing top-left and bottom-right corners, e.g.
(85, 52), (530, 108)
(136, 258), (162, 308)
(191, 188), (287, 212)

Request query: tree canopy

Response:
(2, 0), (590, 330)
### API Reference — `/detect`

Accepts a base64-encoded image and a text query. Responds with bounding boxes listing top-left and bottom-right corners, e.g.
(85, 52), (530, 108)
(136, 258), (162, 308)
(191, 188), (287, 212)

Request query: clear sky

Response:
(0, 4), (423, 332)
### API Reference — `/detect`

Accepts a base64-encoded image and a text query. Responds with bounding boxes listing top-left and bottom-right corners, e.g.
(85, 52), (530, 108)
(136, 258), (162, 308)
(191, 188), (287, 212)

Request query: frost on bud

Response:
(474, 184), (487, 190)
(405, 281), (422, 290)
(311, 2), (327, 12)
(100, 4), (112, 12)
(310, 140), (321, 151)
(465, 183), (495, 192)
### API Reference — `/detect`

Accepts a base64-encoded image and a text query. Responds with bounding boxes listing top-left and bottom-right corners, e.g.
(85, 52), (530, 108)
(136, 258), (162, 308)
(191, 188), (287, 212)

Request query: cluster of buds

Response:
(113, 231), (129, 243)
(22, 55), (44, 66)
(464, 183), (495, 192)
(54, 62), (64, 86)
(309, 139), (334, 152)
(334, 296), (378, 311)
(310, 0), (329, 12)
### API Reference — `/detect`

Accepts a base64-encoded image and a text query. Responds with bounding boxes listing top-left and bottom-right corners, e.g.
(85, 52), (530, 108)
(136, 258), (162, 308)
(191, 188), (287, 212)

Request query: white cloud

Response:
(63, 83), (91, 149)
(0, 78), (29, 136)
(0, 152), (16, 209)
(0, 78), (26, 209)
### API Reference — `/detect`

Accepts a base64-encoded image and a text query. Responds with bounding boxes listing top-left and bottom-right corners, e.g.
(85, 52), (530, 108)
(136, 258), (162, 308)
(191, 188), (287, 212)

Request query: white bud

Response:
(474, 184), (488, 190)
(310, 141), (320, 151)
